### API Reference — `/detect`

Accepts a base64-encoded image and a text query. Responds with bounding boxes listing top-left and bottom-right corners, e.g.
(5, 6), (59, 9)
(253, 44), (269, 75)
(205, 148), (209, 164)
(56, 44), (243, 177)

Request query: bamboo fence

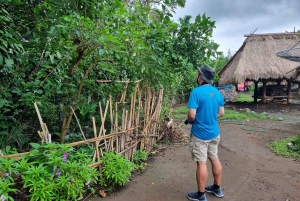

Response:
(2, 83), (165, 170)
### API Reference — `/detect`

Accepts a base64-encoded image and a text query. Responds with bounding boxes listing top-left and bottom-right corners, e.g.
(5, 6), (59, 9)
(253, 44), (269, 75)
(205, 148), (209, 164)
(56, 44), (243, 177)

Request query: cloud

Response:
(172, 0), (300, 54)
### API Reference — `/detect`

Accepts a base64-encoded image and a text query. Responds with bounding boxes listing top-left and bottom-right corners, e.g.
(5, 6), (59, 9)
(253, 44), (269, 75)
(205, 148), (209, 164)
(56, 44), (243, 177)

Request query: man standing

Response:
(185, 65), (225, 201)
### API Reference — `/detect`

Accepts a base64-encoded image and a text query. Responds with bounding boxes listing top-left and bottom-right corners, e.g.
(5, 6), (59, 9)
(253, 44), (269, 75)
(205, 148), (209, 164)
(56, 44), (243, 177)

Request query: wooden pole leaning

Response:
(34, 102), (48, 143)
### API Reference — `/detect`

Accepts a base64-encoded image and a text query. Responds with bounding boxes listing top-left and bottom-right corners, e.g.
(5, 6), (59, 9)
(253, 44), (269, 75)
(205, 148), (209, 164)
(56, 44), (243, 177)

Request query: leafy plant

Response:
(133, 150), (148, 164)
(0, 125), (31, 152)
(100, 152), (135, 189)
(133, 150), (148, 171)
(0, 143), (99, 201)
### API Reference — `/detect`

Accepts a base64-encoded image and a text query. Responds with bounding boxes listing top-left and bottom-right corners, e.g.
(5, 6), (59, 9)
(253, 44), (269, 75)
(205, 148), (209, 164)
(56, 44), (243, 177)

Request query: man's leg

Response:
(196, 161), (208, 192)
(208, 157), (222, 185)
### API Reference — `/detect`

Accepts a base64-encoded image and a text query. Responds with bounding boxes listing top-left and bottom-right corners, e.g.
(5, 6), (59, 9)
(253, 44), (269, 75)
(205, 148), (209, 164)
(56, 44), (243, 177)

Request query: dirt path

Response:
(93, 102), (300, 201)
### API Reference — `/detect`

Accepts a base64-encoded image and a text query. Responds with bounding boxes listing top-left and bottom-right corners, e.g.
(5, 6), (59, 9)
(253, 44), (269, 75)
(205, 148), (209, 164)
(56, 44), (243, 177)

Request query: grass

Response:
(233, 92), (253, 102)
(220, 109), (270, 120)
(171, 105), (271, 121)
(171, 105), (188, 120)
(269, 136), (300, 159)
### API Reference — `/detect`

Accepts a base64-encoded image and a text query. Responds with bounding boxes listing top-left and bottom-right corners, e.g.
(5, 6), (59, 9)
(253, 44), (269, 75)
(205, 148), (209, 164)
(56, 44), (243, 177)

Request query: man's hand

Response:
(184, 119), (194, 125)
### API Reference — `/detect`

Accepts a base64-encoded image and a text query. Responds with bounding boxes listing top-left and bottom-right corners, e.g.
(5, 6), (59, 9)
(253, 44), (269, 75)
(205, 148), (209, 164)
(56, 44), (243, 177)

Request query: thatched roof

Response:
(219, 32), (300, 85)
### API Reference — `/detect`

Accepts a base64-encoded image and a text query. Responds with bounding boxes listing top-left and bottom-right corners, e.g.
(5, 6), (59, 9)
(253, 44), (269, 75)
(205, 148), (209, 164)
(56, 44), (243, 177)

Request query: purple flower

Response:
(56, 168), (61, 177)
(63, 152), (68, 162)
(2, 172), (9, 180)
(69, 179), (74, 184)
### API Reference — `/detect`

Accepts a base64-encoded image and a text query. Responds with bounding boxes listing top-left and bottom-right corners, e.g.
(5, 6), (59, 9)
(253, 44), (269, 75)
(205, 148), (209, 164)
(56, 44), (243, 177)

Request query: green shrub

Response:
(99, 152), (135, 189)
(133, 150), (148, 171)
(0, 143), (99, 201)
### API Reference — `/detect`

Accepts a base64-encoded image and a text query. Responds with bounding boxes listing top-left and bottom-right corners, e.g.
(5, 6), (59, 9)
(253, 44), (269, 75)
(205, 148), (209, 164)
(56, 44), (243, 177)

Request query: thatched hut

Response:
(219, 32), (300, 103)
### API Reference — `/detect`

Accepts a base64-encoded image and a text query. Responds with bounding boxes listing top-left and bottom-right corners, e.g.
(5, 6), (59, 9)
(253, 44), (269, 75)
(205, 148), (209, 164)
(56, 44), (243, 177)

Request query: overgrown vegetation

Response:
(133, 150), (148, 171)
(0, 143), (99, 200)
(99, 152), (135, 190)
(269, 135), (300, 159)
(0, 0), (226, 148)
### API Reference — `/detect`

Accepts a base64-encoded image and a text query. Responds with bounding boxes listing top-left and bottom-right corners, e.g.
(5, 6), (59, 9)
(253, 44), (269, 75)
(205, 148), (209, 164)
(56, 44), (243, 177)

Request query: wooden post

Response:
(254, 81), (258, 103)
(287, 79), (292, 103)
(262, 80), (267, 104)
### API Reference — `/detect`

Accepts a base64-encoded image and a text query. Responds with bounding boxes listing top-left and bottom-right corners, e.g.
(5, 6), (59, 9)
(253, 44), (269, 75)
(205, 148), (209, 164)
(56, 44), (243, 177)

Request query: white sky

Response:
(172, 0), (300, 56)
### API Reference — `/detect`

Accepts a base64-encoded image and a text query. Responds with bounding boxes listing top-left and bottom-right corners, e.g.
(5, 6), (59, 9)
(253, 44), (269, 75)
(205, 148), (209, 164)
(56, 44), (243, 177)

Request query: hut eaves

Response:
(218, 32), (300, 85)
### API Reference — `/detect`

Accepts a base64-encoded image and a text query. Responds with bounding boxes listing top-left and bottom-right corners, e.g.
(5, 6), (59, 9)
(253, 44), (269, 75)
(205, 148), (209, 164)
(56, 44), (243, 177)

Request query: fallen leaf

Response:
(99, 189), (106, 198)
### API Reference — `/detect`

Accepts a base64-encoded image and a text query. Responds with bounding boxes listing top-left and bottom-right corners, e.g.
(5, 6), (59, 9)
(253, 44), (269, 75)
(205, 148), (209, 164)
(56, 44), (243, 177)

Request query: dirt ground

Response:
(93, 98), (300, 201)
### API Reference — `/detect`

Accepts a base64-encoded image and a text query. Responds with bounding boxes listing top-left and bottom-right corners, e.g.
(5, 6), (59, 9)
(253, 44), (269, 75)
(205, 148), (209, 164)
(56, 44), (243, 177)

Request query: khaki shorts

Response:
(189, 135), (220, 162)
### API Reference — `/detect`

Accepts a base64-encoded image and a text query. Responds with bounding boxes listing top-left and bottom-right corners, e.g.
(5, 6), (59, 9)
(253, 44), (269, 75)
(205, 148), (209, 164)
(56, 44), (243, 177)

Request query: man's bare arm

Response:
(187, 108), (196, 121)
(217, 106), (225, 118)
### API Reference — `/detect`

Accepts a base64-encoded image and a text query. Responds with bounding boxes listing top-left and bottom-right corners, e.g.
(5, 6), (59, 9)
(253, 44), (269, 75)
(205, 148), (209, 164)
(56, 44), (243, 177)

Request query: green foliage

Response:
(133, 150), (148, 164)
(0, 124), (32, 152)
(0, 143), (99, 200)
(294, 134), (300, 150)
(100, 152), (135, 189)
(133, 150), (148, 171)
(0, 0), (220, 146)
(220, 109), (270, 121)
(170, 105), (187, 120)
(233, 93), (253, 102)
(269, 136), (300, 159)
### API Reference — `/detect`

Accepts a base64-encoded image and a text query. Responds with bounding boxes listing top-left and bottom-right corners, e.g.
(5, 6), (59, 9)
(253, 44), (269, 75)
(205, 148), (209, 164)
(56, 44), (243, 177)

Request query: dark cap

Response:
(197, 65), (215, 84)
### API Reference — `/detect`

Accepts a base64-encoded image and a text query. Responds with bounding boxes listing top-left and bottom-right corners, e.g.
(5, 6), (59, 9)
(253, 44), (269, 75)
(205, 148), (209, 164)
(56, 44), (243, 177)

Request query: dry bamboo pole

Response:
(70, 106), (88, 141)
(92, 117), (101, 163)
(114, 102), (118, 153)
(98, 100), (109, 151)
(109, 96), (113, 133)
(150, 89), (164, 148)
(130, 84), (138, 133)
(2, 127), (139, 159)
(124, 109), (129, 159)
(120, 108), (125, 152)
(120, 82), (128, 102)
(119, 140), (140, 155)
(125, 109), (129, 142)
(145, 90), (153, 151)
(88, 161), (102, 167)
(136, 89), (142, 134)
(43, 123), (51, 143)
(149, 93), (156, 135)
(140, 89), (148, 150)
(34, 102), (48, 143)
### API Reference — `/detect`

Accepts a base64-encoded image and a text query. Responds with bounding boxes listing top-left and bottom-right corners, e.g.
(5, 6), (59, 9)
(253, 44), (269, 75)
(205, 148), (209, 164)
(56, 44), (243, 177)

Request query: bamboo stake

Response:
(115, 102), (118, 153)
(43, 123), (50, 143)
(37, 131), (44, 140)
(125, 109), (128, 142)
(136, 89), (142, 134)
(92, 117), (101, 163)
(119, 140), (140, 154)
(70, 106), (88, 141)
(88, 161), (102, 167)
(109, 95), (113, 134)
(34, 102), (47, 143)
(120, 108), (125, 152)
(2, 127), (139, 159)
(98, 100), (109, 151)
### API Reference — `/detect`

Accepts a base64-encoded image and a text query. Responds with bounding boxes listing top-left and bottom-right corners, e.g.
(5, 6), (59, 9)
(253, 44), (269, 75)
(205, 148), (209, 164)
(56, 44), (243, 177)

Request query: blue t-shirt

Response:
(187, 85), (224, 140)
